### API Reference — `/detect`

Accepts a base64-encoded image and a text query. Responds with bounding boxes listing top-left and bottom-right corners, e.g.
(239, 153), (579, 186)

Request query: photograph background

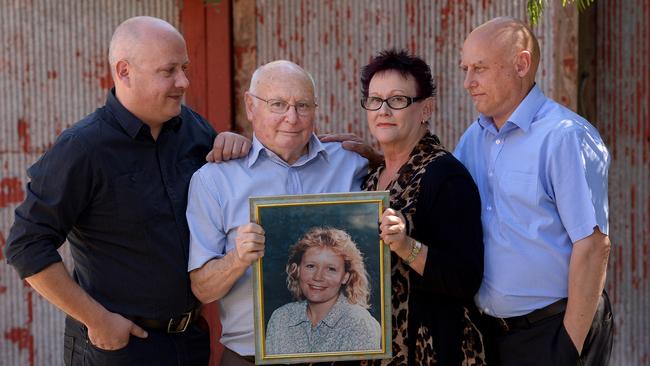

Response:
(258, 201), (383, 329)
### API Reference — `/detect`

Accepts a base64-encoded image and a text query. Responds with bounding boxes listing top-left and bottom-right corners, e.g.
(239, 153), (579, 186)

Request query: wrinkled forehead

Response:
(255, 66), (315, 99)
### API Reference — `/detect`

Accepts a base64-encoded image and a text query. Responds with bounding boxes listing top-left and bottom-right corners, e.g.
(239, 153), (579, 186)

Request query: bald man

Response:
(454, 17), (613, 366)
(4, 16), (249, 365)
(186, 60), (367, 365)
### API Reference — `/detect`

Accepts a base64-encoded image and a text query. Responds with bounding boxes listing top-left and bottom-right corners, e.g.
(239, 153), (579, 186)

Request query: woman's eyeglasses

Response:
(360, 95), (424, 111)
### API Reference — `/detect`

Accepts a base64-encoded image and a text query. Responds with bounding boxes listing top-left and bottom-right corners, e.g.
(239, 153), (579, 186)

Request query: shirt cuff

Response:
(5, 240), (63, 279)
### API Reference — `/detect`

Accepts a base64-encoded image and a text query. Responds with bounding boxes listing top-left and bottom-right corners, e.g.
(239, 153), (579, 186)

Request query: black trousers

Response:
(63, 315), (211, 366)
(481, 292), (613, 366)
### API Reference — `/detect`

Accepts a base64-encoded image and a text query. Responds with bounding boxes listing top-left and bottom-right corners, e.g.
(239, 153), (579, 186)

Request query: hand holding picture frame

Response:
(250, 191), (392, 364)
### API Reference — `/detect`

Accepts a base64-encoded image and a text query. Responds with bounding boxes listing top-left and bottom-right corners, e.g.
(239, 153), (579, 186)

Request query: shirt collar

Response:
(319, 295), (348, 328)
(247, 133), (328, 168)
(477, 83), (546, 133)
(288, 295), (349, 328)
(105, 88), (182, 139)
(288, 302), (310, 327)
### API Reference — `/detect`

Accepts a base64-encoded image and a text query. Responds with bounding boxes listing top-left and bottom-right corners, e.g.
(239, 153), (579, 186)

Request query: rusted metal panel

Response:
(0, 1), (180, 365)
(596, 0), (650, 364)
(240, 0), (572, 150)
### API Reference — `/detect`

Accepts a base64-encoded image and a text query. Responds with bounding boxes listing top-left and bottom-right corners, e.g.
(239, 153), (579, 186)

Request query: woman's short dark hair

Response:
(360, 49), (436, 99)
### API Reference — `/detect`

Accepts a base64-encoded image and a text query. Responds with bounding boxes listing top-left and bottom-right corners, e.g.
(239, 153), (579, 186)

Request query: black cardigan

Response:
(408, 152), (484, 365)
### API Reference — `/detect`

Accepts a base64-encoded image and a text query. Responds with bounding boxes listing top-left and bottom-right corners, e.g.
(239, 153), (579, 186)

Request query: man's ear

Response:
(115, 60), (130, 87)
(244, 92), (255, 121)
(515, 50), (532, 78)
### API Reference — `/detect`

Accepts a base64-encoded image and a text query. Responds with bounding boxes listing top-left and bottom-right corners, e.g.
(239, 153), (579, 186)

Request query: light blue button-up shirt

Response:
(454, 85), (609, 317)
(186, 134), (367, 355)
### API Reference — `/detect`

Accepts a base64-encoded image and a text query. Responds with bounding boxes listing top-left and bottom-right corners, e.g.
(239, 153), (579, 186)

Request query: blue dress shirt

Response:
(454, 84), (610, 317)
(186, 134), (367, 355)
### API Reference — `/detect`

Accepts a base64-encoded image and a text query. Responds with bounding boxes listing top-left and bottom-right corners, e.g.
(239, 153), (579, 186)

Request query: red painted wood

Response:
(182, 0), (233, 133)
(206, 1), (233, 131)
(182, 0), (208, 118)
(200, 302), (223, 366)
(181, 1), (234, 365)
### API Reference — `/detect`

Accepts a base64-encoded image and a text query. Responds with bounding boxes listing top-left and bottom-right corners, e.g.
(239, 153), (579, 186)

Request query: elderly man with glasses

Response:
(185, 60), (368, 366)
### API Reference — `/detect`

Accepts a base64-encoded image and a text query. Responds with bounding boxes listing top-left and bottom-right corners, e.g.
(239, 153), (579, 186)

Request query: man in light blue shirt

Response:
(455, 17), (613, 366)
(186, 60), (367, 364)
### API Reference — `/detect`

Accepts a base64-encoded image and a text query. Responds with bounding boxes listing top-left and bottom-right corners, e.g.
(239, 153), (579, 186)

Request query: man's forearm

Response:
(189, 250), (250, 303)
(564, 229), (610, 352)
(26, 262), (109, 329)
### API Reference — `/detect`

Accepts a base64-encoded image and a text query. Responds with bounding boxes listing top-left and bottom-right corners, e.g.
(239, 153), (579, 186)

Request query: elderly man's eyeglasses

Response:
(360, 95), (425, 111)
(249, 93), (317, 116)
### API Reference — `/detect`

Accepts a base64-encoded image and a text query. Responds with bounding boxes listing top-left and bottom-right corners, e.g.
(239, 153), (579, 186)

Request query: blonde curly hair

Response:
(285, 227), (371, 308)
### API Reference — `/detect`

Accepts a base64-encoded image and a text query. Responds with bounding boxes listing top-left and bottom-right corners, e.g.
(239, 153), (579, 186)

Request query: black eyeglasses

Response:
(249, 93), (318, 116)
(360, 95), (425, 111)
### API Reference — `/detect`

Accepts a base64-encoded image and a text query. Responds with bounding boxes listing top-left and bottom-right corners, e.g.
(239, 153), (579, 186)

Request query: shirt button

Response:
(487, 205), (492, 211)
(495, 139), (501, 145)
(488, 171), (493, 177)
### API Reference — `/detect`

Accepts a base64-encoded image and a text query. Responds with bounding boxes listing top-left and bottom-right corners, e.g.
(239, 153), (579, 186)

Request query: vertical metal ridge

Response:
(596, 0), (649, 364)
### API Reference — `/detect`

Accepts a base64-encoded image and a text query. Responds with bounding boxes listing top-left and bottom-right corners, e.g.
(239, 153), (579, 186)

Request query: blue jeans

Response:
(63, 315), (210, 366)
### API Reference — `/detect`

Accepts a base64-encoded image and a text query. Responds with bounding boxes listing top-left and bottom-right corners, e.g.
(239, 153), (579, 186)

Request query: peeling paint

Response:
(99, 68), (112, 90)
(17, 119), (31, 153)
(0, 177), (25, 208)
(4, 327), (33, 352)
(5, 288), (34, 366)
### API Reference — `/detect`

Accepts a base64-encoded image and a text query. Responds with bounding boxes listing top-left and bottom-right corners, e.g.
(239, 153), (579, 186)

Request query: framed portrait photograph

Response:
(250, 191), (392, 365)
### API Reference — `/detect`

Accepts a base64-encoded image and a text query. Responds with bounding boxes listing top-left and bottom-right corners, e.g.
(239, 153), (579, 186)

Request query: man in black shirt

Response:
(4, 16), (249, 365)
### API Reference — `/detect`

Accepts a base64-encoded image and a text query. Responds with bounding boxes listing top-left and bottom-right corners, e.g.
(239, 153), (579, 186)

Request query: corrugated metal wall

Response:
(239, 0), (577, 150)
(0, 2), (180, 365)
(596, 1), (650, 364)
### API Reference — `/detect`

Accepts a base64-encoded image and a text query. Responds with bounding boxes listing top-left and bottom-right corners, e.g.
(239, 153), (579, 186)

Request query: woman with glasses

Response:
(359, 49), (487, 365)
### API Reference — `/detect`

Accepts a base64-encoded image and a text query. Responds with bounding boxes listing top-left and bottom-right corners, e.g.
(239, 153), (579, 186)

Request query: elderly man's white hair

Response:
(108, 16), (183, 78)
(248, 60), (316, 95)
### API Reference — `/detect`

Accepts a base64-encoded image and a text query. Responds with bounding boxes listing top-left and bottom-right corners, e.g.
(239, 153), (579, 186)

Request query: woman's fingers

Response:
(380, 208), (410, 254)
(380, 209), (405, 236)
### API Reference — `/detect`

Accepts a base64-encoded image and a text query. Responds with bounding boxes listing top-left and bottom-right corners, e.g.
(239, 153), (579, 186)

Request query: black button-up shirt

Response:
(4, 90), (216, 319)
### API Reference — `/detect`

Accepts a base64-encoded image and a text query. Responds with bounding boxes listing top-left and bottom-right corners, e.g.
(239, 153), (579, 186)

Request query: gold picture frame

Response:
(250, 191), (392, 364)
